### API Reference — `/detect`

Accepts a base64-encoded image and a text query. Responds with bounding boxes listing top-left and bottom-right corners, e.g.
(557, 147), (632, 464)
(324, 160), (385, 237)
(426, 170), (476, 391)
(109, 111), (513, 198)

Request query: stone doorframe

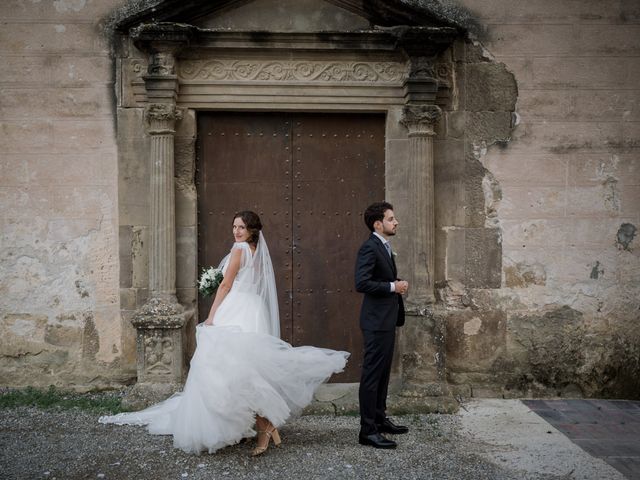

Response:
(117, 22), (458, 407)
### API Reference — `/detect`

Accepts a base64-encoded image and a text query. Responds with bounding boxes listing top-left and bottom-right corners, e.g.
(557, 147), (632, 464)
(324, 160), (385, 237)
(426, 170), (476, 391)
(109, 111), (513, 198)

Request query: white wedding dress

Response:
(99, 237), (349, 454)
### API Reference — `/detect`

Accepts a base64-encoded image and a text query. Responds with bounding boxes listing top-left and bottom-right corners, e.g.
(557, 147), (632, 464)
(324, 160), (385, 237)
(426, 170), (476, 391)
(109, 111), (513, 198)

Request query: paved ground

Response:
(459, 399), (633, 480)
(1, 399), (638, 479)
(524, 399), (640, 480)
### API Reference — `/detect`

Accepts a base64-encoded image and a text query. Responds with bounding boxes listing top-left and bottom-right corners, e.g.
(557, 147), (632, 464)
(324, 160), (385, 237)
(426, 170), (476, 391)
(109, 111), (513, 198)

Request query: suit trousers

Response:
(359, 328), (396, 435)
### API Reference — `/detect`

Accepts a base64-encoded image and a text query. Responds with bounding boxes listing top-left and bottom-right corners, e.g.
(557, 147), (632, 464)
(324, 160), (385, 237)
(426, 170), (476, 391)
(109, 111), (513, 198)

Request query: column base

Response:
(132, 297), (187, 330)
(394, 306), (457, 411)
(129, 298), (192, 407)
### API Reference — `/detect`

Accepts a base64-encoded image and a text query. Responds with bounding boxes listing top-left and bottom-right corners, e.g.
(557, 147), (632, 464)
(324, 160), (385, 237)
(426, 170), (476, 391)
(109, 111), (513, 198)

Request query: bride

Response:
(100, 211), (349, 455)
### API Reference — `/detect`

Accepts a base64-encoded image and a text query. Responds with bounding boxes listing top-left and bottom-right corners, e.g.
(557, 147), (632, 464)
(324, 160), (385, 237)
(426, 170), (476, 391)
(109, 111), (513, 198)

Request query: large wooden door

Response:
(196, 112), (385, 381)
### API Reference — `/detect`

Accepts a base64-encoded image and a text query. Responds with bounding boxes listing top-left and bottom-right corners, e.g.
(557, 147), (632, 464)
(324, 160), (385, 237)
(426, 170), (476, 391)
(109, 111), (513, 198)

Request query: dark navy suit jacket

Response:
(355, 234), (405, 331)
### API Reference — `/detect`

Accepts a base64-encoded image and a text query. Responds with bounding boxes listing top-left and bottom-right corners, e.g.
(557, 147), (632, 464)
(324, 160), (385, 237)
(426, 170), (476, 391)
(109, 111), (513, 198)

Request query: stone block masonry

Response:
(0, 0), (131, 389)
(442, 0), (640, 398)
(0, 0), (637, 402)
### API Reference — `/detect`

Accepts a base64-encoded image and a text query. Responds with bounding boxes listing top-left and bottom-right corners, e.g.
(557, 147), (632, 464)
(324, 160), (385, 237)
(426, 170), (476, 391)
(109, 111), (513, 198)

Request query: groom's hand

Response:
(395, 280), (409, 295)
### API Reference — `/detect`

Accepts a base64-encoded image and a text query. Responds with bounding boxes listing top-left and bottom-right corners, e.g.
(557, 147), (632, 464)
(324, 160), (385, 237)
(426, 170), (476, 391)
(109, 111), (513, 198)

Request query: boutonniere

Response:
(392, 251), (398, 258)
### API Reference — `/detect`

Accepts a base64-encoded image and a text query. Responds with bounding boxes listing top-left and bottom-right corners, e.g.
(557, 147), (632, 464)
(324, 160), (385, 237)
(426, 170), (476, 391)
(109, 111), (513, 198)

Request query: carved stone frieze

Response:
(179, 60), (408, 83)
(435, 62), (452, 85)
(130, 59), (146, 77)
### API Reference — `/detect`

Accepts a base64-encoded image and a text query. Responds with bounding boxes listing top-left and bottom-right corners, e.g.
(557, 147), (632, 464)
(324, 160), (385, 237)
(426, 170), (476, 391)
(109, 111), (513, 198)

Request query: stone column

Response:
(126, 25), (193, 408)
(146, 103), (182, 302)
(393, 51), (454, 411)
(400, 104), (441, 306)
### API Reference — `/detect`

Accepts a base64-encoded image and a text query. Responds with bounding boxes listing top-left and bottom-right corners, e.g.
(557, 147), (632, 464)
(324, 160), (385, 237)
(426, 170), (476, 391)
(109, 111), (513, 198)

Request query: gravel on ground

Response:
(0, 406), (540, 480)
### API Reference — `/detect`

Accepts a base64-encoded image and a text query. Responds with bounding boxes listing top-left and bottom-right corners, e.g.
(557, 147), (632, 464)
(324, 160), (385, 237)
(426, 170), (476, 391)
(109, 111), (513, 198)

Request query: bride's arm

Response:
(204, 248), (242, 325)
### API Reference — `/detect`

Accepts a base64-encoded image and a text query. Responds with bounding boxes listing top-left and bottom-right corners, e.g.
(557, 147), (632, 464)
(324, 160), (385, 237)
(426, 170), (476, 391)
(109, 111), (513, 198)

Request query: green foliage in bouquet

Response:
(198, 267), (224, 297)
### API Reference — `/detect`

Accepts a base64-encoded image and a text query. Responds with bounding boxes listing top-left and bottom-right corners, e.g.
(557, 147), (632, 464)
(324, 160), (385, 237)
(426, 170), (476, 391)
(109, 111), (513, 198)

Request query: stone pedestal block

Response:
(396, 307), (454, 407)
(123, 298), (193, 409)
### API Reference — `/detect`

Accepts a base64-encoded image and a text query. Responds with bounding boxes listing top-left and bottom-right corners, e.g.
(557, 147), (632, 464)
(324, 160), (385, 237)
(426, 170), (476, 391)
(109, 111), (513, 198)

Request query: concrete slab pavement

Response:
(460, 399), (629, 480)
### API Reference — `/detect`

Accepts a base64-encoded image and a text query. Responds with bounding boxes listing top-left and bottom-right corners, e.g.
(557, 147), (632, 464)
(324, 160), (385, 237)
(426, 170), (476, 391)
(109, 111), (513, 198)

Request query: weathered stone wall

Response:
(1, 0), (638, 400)
(0, 0), (132, 388)
(439, 0), (640, 398)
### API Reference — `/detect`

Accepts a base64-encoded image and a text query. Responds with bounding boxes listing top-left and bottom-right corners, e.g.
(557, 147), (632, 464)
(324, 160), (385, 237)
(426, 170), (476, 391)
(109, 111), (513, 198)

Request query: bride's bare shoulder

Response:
(230, 241), (251, 259)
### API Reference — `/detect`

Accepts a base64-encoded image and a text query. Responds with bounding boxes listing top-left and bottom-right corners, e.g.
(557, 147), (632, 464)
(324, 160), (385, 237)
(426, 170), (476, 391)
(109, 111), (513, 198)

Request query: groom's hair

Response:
(364, 202), (393, 232)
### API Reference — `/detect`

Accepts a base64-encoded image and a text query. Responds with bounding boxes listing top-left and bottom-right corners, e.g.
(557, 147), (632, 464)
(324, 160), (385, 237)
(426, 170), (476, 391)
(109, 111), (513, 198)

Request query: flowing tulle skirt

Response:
(99, 320), (349, 454)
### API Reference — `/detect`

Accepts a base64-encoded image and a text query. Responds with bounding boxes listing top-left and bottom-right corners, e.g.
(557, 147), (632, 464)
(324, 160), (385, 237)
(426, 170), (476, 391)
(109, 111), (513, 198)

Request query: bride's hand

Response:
(204, 317), (214, 326)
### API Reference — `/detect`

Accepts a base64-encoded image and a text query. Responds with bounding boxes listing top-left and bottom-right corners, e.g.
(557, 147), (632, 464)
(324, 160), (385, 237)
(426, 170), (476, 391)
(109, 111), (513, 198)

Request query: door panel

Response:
(197, 112), (385, 381)
(291, 114), (385, 381)
(197, 113), (293, 342)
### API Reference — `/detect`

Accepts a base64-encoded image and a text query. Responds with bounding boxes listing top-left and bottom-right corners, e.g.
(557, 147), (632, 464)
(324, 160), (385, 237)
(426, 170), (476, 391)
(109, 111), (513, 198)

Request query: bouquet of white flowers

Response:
(198, 266), (224, 297)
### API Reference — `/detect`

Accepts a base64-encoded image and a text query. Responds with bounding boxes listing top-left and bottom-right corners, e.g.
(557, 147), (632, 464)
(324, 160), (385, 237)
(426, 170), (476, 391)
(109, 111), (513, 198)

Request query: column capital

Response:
(145, 103), (183, 122)
(401, 104), (442, 136)
(145, 104), (183, 134)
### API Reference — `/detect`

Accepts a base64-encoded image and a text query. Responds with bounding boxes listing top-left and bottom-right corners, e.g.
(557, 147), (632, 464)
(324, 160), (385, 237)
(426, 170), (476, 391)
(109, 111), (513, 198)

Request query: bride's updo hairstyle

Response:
(233, 210), (262, 246)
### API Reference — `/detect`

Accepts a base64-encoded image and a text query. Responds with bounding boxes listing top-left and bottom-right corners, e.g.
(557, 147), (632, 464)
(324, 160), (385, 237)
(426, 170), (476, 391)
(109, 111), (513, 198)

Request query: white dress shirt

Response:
(373, 232), (395, 293)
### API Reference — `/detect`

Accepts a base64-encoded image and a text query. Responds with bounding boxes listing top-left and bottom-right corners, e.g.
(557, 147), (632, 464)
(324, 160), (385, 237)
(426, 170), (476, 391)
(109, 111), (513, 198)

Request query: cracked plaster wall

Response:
(1, 0), (639, 399)
(439, 0), (640, 399)
(0, 0), (132, 389)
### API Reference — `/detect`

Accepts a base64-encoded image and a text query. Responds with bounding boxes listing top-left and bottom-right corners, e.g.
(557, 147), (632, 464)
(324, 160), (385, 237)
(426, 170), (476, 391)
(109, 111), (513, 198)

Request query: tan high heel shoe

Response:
(251, 425), (282, 457)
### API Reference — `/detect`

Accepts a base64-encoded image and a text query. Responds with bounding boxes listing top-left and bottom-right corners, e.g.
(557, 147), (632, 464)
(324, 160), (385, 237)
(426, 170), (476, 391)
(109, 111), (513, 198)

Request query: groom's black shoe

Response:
(376, 418), (409, 435)
(358, 432), (397, 449)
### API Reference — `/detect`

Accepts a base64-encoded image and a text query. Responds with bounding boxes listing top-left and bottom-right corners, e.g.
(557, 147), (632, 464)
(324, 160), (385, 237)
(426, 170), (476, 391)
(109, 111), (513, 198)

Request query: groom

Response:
(355, 202), (409, 449)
